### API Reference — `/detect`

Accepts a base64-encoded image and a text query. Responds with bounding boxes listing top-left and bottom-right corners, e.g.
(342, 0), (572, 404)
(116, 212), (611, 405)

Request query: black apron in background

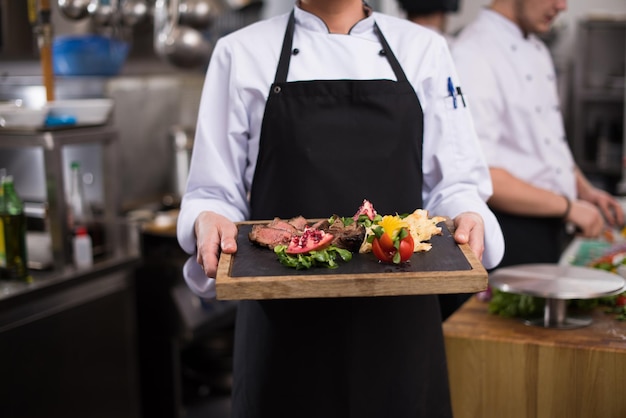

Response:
(232, 12), (452, 418)
(491, 209), (570, 268)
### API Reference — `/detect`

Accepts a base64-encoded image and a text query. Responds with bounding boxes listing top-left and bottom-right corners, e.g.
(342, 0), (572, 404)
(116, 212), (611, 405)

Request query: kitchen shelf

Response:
(0, 125), (120, 270)
(569, 18), (625, 193)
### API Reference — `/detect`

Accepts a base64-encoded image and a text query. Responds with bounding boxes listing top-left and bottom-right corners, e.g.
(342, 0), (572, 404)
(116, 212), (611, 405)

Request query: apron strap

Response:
(274, 10), (296, 84)
(274, 11), (409, 84)
(373, 22), (408, 83)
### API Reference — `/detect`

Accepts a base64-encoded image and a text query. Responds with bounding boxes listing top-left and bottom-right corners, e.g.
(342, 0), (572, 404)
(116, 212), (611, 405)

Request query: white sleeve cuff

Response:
(182, 256), (216, 300)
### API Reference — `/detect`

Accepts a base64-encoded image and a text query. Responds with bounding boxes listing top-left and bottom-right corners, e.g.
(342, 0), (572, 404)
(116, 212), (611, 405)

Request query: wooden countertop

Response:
(444, 297), (626, 352)
(443, 297), (626, 418)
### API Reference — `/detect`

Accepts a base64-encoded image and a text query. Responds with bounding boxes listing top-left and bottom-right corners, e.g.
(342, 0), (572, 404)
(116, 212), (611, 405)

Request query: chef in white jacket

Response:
(451, 0), (624, 270)
(178, 1), (504, 416)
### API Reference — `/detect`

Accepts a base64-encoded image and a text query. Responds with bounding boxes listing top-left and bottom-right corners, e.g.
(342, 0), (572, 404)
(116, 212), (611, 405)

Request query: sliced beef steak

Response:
(326, 218), (366, 252)
(266, 217), (299, 234)
(248, 216), (311, 249)
(288, 215), (308, 231)
(248, 223), (293, 249)
(249, 215), (365, 252)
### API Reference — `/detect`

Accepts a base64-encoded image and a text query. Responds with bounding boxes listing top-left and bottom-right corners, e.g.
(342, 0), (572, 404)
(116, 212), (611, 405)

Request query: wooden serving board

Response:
(215, 220), (487, 300)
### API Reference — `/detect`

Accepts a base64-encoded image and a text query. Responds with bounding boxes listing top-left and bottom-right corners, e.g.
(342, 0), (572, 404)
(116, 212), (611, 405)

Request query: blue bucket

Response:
(52, 34), (130, 76)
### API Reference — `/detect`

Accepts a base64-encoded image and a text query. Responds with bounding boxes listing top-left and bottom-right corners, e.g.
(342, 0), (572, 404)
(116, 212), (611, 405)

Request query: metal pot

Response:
(87, 0), (117, 26)
(121, 0), (149, 26)
(154, 0), (213, 68)
(178, 0), (225, 30)
(161, 25), (213, 68)
(58, 0), (91, 19)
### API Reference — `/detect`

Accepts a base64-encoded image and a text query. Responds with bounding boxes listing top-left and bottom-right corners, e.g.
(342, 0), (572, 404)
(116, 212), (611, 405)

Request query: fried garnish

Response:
(404, 209), (446, 252)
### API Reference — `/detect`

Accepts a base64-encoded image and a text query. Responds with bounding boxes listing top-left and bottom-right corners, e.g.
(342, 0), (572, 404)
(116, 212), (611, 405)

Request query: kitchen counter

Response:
(443, 297), (626, 418)
(0, 250), (139, 303)
(0, 246), (142, 418)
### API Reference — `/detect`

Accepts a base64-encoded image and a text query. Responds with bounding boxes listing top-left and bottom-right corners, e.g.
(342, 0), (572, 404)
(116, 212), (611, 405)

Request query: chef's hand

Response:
(579, 187), (624, 227)
(566, 200), (605, 238)
(452, 211), (485, 262)
(194, 211), (238, 278)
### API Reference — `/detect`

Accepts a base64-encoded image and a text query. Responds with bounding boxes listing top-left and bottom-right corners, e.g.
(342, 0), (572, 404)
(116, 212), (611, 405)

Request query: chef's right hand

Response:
(566, 200), (605, 238)
(194, 211), (238, 278)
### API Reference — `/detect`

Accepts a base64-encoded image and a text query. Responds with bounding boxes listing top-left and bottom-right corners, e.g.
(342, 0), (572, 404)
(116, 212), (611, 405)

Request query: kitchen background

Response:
(1, 0), (625, 210)
(0, 1), (624, 418)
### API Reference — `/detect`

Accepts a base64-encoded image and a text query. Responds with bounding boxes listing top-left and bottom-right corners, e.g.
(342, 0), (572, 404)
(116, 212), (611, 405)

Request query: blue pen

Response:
(447, 77), (457, 109)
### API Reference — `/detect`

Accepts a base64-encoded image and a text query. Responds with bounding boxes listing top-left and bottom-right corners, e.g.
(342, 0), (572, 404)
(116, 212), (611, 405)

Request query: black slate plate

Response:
(230, 222), (470, 278)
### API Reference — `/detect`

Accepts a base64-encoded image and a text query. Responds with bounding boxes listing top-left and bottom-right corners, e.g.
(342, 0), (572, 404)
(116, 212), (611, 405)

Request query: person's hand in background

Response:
(579, 186), (624, 228)
(567, 199), (606, 238)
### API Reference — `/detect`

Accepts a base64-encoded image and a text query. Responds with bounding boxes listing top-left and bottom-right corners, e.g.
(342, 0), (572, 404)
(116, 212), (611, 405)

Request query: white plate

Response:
(0, 106), (48, 129)
(47, 98), (114, 125)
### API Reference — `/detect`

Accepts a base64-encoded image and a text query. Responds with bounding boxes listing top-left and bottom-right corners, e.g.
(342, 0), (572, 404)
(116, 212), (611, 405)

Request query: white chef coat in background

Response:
(451, 9), (577, 201)
(177, 6), (505, 297)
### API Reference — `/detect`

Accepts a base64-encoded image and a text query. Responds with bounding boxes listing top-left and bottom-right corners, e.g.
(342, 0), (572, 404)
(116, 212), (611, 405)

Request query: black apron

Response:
(232, 12), (452, 418)
(491, 209), (570, 268)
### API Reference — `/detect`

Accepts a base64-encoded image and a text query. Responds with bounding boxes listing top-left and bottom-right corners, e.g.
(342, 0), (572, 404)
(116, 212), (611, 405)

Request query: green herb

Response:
(274, 244), (352, 270)
(332, 214), (382, 228)
(488, 290), (626, 321)
(488, 289), (544, 318)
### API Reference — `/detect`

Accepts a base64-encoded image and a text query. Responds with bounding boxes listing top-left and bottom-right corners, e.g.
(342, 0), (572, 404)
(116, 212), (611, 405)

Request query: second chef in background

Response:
(452, 0), (624, 270)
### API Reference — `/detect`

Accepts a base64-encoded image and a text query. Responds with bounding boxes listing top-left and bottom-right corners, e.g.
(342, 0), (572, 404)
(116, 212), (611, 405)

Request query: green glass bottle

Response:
(0, 175), (31, 282)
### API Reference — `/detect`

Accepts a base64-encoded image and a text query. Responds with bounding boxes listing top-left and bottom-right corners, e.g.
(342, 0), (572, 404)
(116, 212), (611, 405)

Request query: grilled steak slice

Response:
(267, 217), (299, 234)
(331, 224), (365, 252)
(249, 215), (365, 252)
(288, 215), (308, 231)
(322, 216), (365, 252)
(248, 216), (313, 249)
(249, 223), (293, 249)
(310, 218), (330, 230)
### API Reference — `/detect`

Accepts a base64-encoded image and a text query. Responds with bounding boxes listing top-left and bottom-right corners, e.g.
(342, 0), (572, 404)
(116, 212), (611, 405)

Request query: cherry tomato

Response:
(616, 295), (626, 307)
(372, 229), (414, 264)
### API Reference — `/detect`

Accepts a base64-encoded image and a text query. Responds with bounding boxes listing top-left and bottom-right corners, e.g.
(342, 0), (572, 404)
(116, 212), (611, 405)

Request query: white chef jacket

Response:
(178, 6), (505, 297)
(451, 9), (577, 200)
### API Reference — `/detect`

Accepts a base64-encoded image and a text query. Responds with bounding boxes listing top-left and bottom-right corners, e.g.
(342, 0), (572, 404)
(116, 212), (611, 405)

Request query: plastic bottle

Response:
(73, 226), (93, 269)
(67, 161), (93, 230)
(0, 174), (30, 282)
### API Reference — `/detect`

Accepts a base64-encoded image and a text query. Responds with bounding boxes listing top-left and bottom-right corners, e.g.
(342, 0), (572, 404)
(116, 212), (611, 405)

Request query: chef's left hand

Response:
(581, 187), (624, 227)
(452, 211), (485, 262)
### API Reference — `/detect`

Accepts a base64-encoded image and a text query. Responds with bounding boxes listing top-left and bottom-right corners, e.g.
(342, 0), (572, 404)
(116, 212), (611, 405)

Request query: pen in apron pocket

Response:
(447, 77), (457, 109)
(456, 86), (466, 108)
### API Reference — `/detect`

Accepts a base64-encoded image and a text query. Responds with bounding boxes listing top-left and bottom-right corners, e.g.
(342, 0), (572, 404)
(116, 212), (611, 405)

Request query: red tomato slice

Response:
(372, 236), (394, 263)
(378, 232), (396, 252)
(398, 233), (414, 262)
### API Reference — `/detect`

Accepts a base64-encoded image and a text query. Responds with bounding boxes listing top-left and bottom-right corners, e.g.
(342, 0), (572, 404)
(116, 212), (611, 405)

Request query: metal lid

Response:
(489, 263), (625, 300)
